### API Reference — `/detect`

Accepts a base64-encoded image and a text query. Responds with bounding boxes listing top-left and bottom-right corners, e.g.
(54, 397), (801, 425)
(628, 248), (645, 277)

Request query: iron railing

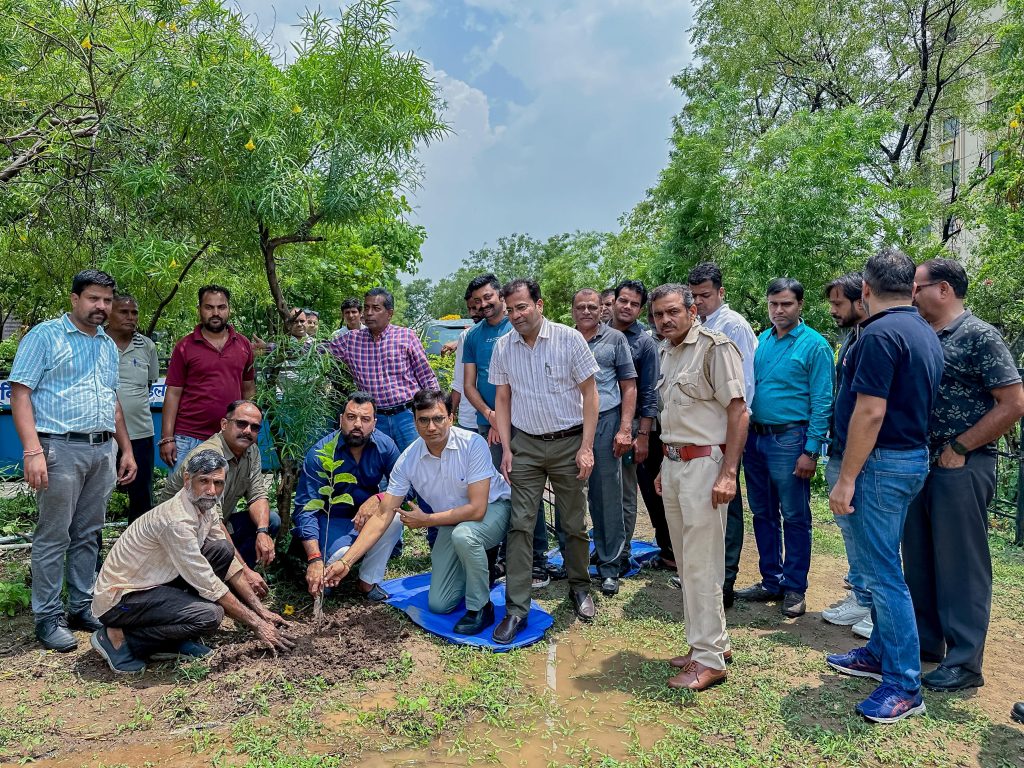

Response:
(990, 413), (1023, 546)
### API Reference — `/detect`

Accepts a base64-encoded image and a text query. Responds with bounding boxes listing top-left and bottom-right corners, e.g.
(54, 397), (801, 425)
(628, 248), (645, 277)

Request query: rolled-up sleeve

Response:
(164, 522), (231, 602)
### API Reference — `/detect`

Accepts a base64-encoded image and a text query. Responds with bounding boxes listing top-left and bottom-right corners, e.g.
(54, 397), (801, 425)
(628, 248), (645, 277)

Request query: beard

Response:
(186, 487), (220, 512)
(202, 317), (226, 332)
(343, 430), (368, 448)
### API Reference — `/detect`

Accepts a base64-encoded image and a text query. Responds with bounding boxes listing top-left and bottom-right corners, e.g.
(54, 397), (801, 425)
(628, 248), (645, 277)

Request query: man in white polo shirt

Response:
(488, 278), (600, 644)
(325, 389), (511, 635)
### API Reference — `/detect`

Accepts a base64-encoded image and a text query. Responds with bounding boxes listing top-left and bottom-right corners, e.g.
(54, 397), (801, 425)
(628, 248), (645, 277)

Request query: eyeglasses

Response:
(228, 418), (263, 433)
(915, 281), (944, 290)
(416, 415), (450, 427)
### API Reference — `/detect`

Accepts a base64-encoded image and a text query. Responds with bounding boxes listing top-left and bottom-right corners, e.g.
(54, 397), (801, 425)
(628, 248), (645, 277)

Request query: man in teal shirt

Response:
(735, 277), (834, 618)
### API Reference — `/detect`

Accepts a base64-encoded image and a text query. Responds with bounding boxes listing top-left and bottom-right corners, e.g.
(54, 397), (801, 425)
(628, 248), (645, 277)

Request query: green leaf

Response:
(329, 494), (353, 505)
(302, 499), (326, 511)
(318, 485), (333, 495)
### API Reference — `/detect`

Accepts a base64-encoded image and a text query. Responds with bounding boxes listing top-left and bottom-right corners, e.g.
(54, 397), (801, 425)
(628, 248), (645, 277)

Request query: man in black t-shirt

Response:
(904, 258), (1024, 693)
(825, 248), (944, 725)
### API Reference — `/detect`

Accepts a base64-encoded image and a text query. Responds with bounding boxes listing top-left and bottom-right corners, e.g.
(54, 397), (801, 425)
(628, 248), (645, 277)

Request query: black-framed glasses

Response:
(228, 418), (263, 433)
(915, 281), (944, 290)
(416, 415), (450, 427)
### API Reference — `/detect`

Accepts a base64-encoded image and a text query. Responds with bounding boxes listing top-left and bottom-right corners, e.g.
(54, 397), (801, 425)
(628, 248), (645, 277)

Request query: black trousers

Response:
(903, 451), (996, 674)
(98, 539), (233, 659)
(636, 425), (674, 562)
(118, 436), (155, 523)
(723, 459), (744, 592)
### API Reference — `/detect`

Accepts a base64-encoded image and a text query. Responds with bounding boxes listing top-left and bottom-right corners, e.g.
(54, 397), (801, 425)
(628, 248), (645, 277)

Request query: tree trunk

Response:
(275, 456), (298, 536)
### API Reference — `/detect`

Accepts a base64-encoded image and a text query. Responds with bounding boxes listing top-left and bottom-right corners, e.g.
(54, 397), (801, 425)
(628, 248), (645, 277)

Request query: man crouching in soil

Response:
(90, 449), (295, 673)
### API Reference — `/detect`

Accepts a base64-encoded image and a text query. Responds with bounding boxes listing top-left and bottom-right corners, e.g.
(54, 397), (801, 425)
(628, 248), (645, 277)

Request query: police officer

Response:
(650, 284), (748, 691)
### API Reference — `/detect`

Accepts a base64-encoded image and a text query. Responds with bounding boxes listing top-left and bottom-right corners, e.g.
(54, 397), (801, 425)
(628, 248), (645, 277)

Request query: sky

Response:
(233, 0), (695, 281)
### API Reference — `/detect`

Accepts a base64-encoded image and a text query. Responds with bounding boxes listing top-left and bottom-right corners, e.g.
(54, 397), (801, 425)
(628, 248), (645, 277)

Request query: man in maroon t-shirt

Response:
(159, 285), (256, 469)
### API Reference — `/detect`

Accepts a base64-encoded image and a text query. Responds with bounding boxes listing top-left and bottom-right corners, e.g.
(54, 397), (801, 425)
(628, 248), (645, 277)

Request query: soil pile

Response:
(210, 602), (410, 684)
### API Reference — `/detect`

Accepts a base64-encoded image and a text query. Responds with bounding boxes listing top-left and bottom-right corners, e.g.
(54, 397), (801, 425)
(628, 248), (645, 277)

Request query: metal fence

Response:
(990, 413), (1024, 546)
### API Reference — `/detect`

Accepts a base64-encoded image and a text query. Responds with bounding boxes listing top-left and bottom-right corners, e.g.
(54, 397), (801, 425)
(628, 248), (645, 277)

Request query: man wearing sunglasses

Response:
(162, 400), (277, 578)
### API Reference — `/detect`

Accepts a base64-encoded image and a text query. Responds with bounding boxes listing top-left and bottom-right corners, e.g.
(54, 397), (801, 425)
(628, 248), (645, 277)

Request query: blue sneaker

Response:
(90, 629), (146, 674)
(856, 684), (926, 724)
(826, 647), (883, 681)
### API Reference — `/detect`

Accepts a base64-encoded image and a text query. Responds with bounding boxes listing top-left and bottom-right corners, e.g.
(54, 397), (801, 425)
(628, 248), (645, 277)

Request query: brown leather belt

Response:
(662, 443), (726, 462)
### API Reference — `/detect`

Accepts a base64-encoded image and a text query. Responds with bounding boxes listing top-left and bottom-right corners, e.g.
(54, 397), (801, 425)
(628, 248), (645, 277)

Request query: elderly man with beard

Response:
(91, 450), (295, 674)
(293, 392), (404, 602)
(162, 401), (277, 574)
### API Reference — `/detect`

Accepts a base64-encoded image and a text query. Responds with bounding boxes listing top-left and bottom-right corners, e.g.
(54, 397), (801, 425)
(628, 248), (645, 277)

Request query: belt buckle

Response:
(89, 432), (105, 445)
(666, 445), (681, 461)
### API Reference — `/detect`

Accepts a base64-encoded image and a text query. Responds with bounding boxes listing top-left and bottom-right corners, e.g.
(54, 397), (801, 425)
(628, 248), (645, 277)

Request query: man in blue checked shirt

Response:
(10, 270), (137, 653)
(735, 277), (834, 619)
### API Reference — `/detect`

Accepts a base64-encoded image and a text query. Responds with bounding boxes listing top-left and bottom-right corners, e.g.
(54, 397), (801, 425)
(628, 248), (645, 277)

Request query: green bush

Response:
(0, 579), (31, 617)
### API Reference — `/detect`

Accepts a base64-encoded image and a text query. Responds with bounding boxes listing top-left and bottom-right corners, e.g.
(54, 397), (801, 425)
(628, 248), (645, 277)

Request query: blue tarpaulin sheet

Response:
(546, 538), (661, 577)
(380, 573), (554, 652)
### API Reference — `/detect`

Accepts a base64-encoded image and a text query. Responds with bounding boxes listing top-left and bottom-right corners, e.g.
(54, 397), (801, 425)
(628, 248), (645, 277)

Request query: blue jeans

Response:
(376, 408), (418, 453)
(845, 447), (929, 693)
(173, 434), (205, 471)
(229, 509), (282, 568)
(825, 454), (872, 608)
(744, 426), (812, 594)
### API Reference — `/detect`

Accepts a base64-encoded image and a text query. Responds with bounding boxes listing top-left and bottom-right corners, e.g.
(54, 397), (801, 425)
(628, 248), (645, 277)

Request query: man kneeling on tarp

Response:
(91, 450), (296, 673)
(325, 389), (511, 635)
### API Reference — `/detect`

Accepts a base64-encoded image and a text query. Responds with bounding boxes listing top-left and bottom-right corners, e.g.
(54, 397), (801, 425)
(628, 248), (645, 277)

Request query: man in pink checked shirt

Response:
(326, 287), (439, 451)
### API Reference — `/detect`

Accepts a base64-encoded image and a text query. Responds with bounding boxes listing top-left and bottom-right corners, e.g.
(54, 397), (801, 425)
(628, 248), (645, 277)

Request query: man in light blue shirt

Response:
(736, 277), (834, 618)
(10, 270), (137, 652)
(325, 390), (511, 636)
(689, 263), (758, 609)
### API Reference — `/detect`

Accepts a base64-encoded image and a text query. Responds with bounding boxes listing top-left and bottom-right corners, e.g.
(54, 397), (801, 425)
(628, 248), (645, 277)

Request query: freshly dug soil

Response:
(210, 602), (410, 684)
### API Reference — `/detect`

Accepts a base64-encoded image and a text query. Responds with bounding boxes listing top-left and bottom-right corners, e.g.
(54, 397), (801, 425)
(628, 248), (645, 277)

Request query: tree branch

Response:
(144, 241), (211, 335)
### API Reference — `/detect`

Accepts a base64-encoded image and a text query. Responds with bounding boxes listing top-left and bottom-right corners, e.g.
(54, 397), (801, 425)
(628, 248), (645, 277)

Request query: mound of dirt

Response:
(210, 602), (411, 684)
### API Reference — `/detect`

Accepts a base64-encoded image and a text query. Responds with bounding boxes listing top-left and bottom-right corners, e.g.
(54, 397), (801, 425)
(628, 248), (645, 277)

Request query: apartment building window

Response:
(941, 159), (961, 186)
(989, 150), (1001, 172)
(942, 117), (960, 140)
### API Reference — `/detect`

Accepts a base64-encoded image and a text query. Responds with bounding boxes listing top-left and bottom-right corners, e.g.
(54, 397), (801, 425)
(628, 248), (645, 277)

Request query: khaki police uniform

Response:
(658, 322), (746, 670)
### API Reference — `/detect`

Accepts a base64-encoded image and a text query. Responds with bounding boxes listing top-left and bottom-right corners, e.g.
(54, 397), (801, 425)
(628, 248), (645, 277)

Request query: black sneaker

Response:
(782, 591), (806, 617)
(735, 583), (784, 602)
(36, 616), (77, 652)
(545, 563), (568, 580)
(531, 567), (551, 589)
(67, 609), (104, 632)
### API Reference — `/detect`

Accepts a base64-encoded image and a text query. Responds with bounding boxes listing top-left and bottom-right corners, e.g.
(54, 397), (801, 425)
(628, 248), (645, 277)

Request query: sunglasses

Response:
(228, 418), (263, 433)
(416, 415), (450, 427)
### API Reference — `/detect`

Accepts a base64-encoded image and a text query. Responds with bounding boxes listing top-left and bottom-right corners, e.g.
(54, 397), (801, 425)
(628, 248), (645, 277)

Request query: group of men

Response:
(8, 253), (1024, 725)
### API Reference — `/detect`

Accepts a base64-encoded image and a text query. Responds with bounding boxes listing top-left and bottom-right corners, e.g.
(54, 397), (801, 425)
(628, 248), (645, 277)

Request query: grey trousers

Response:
(903, 451), (996, 674)
(556, 408), (624, 578)
(98, 539), (233, 659)
(507, 430), (589, 617)
(32, 437), (116, 620)
(428, 499), (511, 613)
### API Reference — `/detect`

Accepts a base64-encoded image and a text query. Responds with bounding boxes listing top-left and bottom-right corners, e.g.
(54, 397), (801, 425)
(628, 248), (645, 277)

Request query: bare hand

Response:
(793, 453), (817, 480)
(487, 427), (502, 446)
(399, 502), (431, 529)
(500, 450), (512, 483)
(255, 532), (276, 566)
(24, 452), (48, 491)
(251, 334), (268, 352)
(244, 567), (269, 598)
(324, 559), (351, 588)
(439, 340), (458, 356)
(117, 451), (137, 485)
(654, 472), (663, 496)
(936, 445), (966, 469)
(829, 477), (855, 516)
(353, 495), (382, 531)
(613, 429), (633, 458)
(254, 619), (296, 654)
(159, 439), (177, 468)
(711, 472), (737, 506)
(575, 446), (594, 481)
(633, 434), (649, 464)
(306, 560), (325, 596)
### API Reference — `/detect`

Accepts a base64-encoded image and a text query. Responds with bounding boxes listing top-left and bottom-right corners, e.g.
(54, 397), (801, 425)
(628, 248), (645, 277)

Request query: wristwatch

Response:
(949, 439), (969, 456)
(801, 449), (819, 460)
(256, 526), (270, 535)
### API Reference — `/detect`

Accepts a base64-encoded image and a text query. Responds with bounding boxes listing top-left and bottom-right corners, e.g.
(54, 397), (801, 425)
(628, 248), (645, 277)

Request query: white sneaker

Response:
(821, 592), (871, 626)
(851, 615), (873, 639)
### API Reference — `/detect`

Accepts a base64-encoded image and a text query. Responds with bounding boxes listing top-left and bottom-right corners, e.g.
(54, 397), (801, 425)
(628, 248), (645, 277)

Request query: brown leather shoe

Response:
(668, 661), (727, 691)
(669, 648), (733, 668)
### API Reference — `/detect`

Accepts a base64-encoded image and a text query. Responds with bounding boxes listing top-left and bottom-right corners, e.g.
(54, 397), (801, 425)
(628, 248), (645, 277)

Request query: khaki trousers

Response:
(662, 450), (730, 670)
(507, 430), (589, 617)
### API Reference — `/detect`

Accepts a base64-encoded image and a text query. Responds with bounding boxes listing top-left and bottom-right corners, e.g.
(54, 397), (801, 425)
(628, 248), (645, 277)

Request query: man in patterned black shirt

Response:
(907, 258), (1024, 692)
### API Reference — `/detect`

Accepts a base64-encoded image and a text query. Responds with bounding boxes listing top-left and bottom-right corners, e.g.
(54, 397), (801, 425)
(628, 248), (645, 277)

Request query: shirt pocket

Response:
(544, 363), (571, 394)
(670, 371), (710, 407)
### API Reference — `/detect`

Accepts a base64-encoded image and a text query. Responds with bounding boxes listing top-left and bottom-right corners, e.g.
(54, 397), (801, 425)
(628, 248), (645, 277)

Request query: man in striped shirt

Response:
(10, 270), (137, 652)
(488, 278), (600, 644)
(327, 287), (438, 452)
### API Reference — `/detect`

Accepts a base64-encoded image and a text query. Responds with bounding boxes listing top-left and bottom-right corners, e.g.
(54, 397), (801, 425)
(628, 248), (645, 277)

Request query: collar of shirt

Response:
(769, 319), (807, 340)
(937, 308), (971, 337)
(61, 313), (111, 340)
(210, 431), (257, 467)
(189, 323), (241, 348)
(859, 304), (920, 330)
(618, 320), (647, 338)
(704, 304), (728, 326)
(513, 317), (552, 344)
(414, 429), (463, 464)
